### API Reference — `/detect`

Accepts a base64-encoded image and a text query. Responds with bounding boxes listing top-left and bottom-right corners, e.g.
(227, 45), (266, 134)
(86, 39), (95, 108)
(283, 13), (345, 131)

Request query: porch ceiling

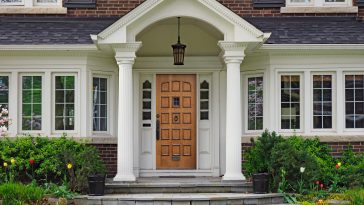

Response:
(136, 17), (224, 57)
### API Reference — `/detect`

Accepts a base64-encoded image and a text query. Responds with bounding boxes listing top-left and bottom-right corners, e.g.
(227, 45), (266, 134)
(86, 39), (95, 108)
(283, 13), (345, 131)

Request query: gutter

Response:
(0, 44), (98, 51)
(261, 44), (364, 50)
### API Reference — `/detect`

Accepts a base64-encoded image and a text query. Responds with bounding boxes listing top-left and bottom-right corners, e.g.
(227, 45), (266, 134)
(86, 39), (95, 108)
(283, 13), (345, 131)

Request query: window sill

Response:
(0, 6), (67, 14)
(280, 6), (358, 13)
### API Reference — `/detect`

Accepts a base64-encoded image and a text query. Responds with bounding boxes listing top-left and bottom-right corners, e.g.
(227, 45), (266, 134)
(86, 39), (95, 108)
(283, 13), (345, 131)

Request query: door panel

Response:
(156, 74), (196, 169)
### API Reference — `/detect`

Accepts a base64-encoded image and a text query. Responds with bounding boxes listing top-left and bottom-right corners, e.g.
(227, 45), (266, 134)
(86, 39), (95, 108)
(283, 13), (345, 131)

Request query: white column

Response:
(218, 42), (246, 181)
(113, 42), (142, 182)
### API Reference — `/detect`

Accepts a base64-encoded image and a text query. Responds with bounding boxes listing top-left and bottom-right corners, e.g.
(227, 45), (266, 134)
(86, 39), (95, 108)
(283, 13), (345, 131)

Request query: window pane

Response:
(281, 75), (300, 130)
(93, 77), (107, 131)
(247, 77), (263, 130)
(55, 76), (75, 131)
(22, 76), (42, 131)
(200, 80), (210, 121)
(345, 75), (364, 128)
(313, 75), (332, 129)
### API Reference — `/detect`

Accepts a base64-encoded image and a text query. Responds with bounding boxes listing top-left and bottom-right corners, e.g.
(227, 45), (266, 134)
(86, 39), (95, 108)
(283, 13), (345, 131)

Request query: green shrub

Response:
(0, 183), (45, 204)
(0, 135), (106, 193)
(244, 130), (283, 175)
(345, 188), (364, 205)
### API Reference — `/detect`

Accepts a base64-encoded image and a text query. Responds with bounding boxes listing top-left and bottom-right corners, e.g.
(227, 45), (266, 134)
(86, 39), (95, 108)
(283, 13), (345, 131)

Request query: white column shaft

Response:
(114, 61), (135, 182)
(223, 59), (246, 181)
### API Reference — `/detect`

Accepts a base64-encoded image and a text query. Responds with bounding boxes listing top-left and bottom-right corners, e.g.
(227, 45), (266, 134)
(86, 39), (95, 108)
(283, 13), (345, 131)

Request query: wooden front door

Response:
(156, 74), (196, 169)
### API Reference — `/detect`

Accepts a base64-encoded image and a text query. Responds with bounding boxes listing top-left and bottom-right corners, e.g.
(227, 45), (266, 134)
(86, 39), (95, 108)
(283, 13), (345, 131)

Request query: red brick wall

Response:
(94, 141), (364, 178)
(1, 0), (363, 19)
(92, 144), (117, 177)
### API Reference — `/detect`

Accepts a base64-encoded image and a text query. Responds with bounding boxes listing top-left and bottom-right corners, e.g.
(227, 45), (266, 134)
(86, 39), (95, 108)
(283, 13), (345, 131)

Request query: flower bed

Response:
(244, 130), (364, 205)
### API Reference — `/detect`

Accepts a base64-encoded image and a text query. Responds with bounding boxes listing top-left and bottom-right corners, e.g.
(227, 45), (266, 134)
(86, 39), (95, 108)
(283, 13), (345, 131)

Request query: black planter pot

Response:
(88, 174), (105, 196)
(252, 173), (269, 194)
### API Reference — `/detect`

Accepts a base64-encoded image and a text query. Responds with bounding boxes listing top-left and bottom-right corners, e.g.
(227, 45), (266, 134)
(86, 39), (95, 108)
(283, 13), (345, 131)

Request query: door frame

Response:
(133, 57), (223, 177)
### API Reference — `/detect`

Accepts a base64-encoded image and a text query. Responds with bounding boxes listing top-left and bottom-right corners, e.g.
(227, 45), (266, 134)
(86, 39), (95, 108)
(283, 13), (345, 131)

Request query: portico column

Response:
(113, 42), (142, 182)
(218, 41), (246, 181)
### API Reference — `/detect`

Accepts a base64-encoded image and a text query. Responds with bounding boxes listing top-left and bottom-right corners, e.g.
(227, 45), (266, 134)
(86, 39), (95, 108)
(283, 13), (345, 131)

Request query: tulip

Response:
(67, 163), (73, 169)
(3, 162), (8, 167)
(29, 159), (35, 165)
(300, 167), (305, 173)
(315, 180), (320, 185)
(320, 183), (324, 189)
(10, 158), (15, 165)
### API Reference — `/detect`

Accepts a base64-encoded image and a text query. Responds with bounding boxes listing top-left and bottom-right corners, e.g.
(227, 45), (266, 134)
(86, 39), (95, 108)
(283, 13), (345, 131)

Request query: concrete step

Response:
(74, 193), (285, 205)
(105, 178), (253, 194)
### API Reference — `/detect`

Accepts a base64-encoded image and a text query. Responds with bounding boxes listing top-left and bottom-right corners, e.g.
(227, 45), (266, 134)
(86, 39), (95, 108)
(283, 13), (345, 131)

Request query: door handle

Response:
(156, 114), (160, 140)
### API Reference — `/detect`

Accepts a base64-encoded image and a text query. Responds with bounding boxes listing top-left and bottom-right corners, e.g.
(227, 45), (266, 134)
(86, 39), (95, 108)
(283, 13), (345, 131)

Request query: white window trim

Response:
(18, 73), (44, 134)
(343, 72), (364, 132)
(0, 0), (24, 6)
(52, 73), (78, 134)
(310, 72), (337, 133)
(244, 73), (265, 134)
(278, 73), (304, 133)
(92, 74), (111, 135)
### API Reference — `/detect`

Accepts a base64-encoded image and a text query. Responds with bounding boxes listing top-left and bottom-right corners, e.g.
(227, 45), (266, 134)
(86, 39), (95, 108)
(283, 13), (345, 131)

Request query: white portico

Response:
(93, 0), (269, 181)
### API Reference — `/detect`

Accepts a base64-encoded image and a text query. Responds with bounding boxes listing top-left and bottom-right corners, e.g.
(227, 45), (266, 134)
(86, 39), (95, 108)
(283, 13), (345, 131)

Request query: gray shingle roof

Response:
(0, 17), (117, 45)
(245, 17), (364, 44)
(0, 17), (363, 45)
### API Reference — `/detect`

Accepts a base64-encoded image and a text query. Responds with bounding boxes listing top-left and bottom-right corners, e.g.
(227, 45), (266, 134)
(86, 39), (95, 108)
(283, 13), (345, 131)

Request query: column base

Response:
(222, 173), (246, 181)
(113, 173), (136, 182)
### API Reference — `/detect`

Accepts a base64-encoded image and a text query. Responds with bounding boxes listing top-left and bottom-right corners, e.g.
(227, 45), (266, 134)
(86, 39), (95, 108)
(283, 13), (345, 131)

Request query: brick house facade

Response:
(0, 0), (364, 180)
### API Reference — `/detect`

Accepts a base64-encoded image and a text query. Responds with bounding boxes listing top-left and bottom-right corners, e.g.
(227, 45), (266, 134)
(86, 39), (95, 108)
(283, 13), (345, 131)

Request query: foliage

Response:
(0, 183), (45, 204)
(43, 182), (76, 199)
(345, 189), (364, 205)
(0, 135), (106, 193)
(244, 130), (283, 175)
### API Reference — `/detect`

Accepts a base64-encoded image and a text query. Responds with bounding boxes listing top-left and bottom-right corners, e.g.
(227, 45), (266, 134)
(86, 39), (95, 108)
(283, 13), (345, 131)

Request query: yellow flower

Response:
(10, 158), (15, 165)
(337, 162), (342, 167)
(3, 162), (8, 167)
(67, 163), (73, 169)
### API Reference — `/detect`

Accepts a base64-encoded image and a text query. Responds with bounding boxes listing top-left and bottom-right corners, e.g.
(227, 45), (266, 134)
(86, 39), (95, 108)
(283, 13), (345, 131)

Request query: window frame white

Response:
(278, 73), (304, 133)
(92, 74), (110, 134)
(343, 72), (364, 132)
(52, 73), (78, 134)
(0, 0), (60, 7)
(311, 72), (336, 132)
(19, 73), (44, 133)
(244, 74), (265, 134)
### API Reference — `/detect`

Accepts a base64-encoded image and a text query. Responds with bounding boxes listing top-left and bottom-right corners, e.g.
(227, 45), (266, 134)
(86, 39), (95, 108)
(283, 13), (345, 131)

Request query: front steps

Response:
(74, 193), (284, 205)
(105, 177), (252, 194)
(74, 177), (285, 205)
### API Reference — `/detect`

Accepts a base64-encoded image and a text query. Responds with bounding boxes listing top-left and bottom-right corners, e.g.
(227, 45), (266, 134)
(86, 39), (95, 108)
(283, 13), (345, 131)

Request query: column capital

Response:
(218, 41), (246, 64)
(113, 42), (143, 65)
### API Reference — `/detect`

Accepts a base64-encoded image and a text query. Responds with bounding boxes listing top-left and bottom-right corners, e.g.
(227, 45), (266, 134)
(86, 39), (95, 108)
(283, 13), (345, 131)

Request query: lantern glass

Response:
(172, 42), (186, 65)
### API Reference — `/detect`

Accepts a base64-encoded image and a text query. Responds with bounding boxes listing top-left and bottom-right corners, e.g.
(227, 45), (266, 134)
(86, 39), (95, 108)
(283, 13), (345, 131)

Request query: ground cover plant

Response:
(244, 130), (364, 204)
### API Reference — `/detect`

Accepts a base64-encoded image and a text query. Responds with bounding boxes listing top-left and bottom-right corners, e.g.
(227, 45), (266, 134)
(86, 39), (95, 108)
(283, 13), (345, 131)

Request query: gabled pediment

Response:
(96, 0), (270, 45)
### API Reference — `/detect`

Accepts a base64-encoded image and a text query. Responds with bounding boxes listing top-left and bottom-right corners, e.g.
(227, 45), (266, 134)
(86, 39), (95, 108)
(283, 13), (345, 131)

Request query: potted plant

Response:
(244, 130), (283, 194)
(88, 173), (106, 196)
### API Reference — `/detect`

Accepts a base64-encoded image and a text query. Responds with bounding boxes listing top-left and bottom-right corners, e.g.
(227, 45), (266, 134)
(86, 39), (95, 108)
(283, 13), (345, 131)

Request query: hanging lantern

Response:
(171, 17), (186, 65)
